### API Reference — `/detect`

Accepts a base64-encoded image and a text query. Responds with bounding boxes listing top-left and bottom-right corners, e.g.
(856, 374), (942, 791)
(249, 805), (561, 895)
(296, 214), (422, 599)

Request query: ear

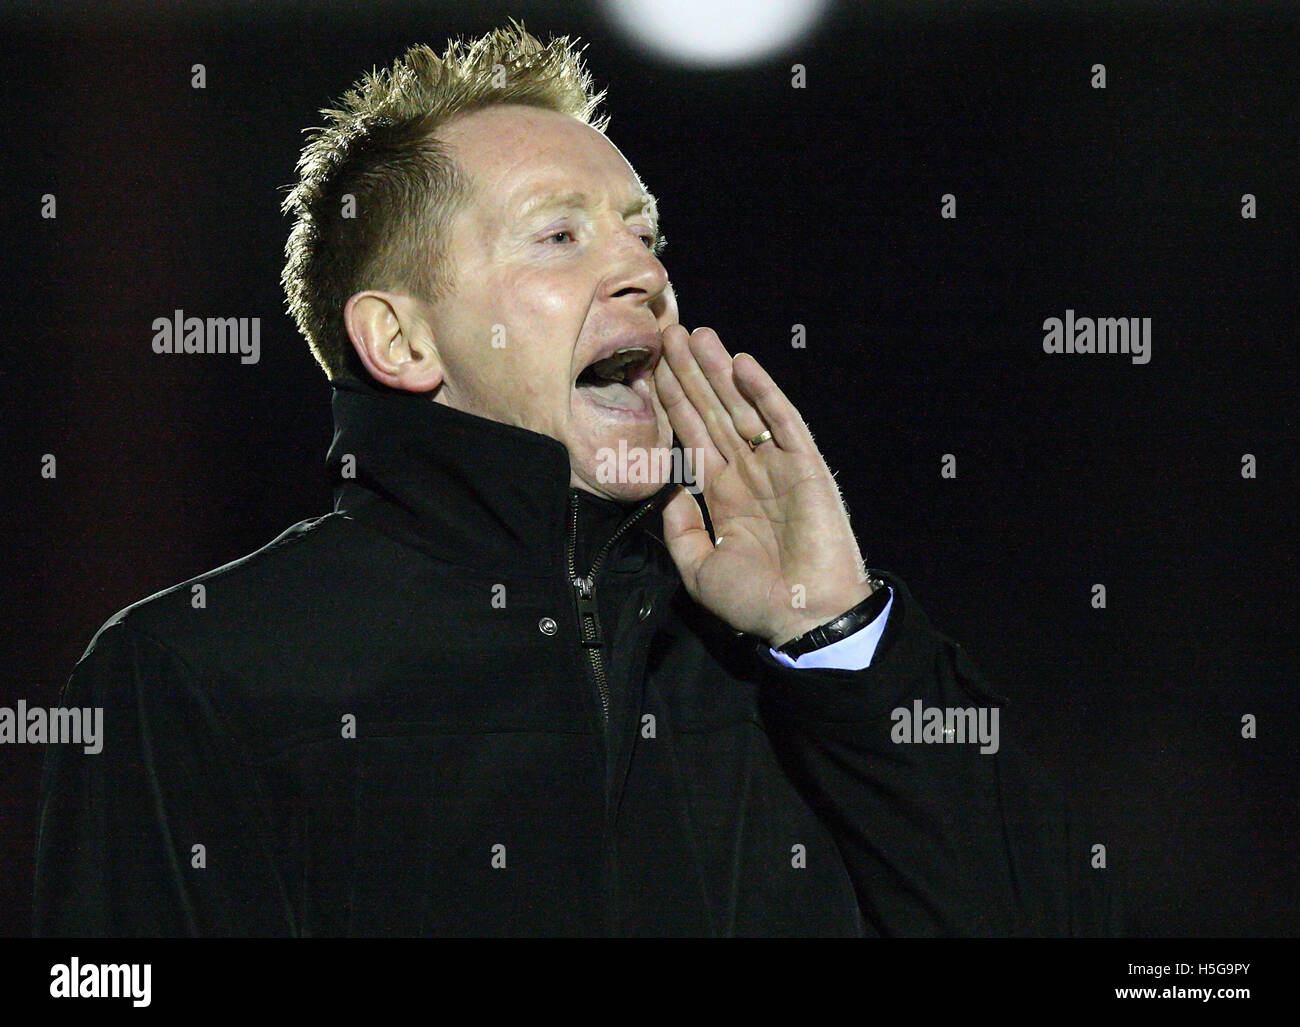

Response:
(344, 290), (444, 392)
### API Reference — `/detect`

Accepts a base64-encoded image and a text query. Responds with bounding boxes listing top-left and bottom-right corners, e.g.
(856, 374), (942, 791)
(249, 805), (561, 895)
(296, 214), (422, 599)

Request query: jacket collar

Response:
(325, 377), (676, 579)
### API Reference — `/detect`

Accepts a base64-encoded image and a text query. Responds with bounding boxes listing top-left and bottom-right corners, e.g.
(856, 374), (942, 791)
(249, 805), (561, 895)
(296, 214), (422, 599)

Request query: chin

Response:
(571, 425), (676, 503)
(574, 474), (666, 503)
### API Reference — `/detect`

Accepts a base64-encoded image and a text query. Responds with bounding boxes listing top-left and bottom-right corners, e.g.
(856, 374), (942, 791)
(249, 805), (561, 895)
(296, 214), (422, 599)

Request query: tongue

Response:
(578, 380), (644, 411)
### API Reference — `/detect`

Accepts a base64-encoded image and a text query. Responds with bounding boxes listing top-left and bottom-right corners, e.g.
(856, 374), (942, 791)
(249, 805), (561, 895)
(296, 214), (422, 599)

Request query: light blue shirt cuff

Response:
(767, 587), (894, 671)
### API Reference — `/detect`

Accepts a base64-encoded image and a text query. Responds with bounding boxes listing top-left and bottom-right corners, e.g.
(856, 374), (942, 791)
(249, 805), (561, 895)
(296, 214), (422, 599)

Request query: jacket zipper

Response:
(567, 489), (665, 722)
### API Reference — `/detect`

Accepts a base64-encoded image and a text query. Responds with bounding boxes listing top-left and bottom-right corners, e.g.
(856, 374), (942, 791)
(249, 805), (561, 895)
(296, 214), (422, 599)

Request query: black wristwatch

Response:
(774, 574), (890, 658)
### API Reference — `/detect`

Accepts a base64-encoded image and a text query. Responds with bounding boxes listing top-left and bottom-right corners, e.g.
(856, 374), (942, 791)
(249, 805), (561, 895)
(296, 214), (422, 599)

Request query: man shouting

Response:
(34, 23), (1118, 937)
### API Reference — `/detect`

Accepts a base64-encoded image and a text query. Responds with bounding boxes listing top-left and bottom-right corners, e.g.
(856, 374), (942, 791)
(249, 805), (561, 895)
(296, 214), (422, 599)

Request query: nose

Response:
(603, 229), (670, 312)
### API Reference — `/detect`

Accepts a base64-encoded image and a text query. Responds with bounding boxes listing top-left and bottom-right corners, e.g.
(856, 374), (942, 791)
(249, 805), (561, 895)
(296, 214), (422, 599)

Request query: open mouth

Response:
(575, 347), (656, 413)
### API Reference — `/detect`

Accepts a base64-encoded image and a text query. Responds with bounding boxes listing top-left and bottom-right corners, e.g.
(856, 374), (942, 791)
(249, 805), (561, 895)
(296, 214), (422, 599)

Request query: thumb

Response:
(660, 485), (714, 590)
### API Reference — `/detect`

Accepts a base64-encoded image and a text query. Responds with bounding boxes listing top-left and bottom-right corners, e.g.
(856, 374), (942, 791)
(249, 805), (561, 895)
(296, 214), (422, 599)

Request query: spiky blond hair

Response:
(281, 20), (609, 381)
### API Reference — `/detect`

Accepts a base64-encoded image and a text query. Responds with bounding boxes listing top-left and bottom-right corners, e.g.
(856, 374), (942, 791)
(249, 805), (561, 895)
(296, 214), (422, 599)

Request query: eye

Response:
(542, 230), (574, 244)
(639, 233), (657, 249)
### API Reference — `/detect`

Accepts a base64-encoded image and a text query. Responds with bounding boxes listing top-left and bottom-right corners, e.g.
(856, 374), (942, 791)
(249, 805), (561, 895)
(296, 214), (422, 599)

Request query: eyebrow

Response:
(513, 189), (665, 253)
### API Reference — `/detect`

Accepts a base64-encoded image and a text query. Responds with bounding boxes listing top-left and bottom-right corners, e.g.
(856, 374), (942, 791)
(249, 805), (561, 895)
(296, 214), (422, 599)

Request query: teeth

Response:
(581, 347), (650, 385)
(606, 346), (649, 367)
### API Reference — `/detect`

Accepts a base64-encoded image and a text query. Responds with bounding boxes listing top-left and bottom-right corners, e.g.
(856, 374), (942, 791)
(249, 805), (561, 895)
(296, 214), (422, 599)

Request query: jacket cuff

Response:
(753, 571), (1008, 723)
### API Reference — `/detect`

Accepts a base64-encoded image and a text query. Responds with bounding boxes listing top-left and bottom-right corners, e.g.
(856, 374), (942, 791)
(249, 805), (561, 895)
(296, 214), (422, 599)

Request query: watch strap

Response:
(775, 574), (890, 658)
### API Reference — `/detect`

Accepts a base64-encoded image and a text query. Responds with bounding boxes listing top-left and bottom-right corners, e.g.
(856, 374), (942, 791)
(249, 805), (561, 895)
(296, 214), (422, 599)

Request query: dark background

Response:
(3, 0), (1295, 937)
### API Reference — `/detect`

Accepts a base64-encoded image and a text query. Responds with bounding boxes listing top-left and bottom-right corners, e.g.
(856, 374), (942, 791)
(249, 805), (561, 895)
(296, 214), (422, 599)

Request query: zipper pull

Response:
(572, 575), (603, 648)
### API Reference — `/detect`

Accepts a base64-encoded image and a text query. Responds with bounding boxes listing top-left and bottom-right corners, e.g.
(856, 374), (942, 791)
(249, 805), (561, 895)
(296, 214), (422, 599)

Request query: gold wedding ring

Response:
(747, 428), (774, 450)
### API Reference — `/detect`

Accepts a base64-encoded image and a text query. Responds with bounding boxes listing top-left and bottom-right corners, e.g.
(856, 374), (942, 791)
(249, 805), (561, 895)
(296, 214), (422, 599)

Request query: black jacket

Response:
(33, 379), (1120, 936)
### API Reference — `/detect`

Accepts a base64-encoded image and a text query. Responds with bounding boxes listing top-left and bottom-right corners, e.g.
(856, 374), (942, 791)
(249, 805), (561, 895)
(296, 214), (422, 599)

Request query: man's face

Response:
(422, 104), (677, 501)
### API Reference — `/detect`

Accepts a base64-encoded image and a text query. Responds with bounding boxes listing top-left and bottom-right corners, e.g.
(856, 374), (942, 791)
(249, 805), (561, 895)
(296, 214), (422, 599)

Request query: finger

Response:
(661, 325), (745, 461)
(686, 328), (770, 447)
(731, 352), (817, 452)
(653, 351), (727, 479)
(659, 485), (714, 589)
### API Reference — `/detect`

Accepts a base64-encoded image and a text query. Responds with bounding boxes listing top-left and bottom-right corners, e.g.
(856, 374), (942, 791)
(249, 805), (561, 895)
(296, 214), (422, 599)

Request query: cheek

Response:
(516, 366), (567, 419)
(514, 268), (590, 327)
(519, 377), (545, 404)
(477, 270), (591, 410)
(510, 298), (587, 390)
